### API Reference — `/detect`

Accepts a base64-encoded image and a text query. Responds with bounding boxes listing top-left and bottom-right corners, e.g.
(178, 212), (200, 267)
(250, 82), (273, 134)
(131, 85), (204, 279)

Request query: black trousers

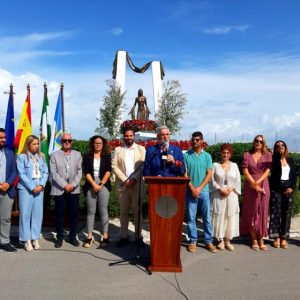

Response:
(54, 193), (79, 240)
(269, 181), (293, 239)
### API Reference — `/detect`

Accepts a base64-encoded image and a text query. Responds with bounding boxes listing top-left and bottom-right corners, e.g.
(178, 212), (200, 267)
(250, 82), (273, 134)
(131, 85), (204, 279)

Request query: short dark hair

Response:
(123, 128), (135, 135)
(192, 131), (203, 140)
(0, 128), (5, 133)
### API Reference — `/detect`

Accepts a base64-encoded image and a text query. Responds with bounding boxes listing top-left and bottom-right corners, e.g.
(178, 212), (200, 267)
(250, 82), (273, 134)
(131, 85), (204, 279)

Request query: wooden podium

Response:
(144, 176), (190, 273)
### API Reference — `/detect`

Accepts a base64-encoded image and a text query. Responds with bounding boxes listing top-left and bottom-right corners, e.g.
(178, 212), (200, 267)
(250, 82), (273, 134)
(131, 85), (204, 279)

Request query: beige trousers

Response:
(118, 185), (143, 238)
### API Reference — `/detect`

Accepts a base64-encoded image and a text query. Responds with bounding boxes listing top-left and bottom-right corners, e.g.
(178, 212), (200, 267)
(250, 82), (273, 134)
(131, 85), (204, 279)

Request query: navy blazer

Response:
(82, 153), (112, 196)
(269, 152), (296, 192)
(1, 148), (17, 198)
(143, 144), (185, 177)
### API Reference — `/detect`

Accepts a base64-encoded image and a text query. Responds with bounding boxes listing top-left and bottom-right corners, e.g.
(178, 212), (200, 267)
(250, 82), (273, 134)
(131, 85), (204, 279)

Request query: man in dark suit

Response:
(0, 128), (17, 252)
(50, 133), (82, 248)
(143, 126), (185, 177)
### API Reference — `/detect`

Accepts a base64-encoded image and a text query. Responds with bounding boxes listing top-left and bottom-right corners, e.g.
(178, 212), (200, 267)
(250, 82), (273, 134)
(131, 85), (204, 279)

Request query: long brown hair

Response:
(273, 140), (288, 158)
(249, 134), (268, 154)
(21, 135), (44, 160)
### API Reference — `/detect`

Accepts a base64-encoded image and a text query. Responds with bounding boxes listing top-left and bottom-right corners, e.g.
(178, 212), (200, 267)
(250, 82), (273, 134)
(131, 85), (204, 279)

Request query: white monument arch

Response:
(112, 50), (164, 116)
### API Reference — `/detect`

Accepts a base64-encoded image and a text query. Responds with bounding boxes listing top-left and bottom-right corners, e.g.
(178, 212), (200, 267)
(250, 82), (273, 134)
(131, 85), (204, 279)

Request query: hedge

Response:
(70, 140), (300, 217)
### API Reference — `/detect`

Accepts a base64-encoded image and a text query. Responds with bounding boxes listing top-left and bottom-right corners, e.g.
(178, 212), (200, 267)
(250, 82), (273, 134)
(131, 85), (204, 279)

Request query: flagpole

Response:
(60, 83), (65, 132)
(8, 83), (19, 217)
(9, 83), (13, 97)
(40, 82), (47, 146)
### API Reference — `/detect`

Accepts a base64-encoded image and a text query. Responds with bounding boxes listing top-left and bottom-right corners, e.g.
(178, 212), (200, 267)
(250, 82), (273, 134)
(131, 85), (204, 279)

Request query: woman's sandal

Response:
(83, 236), (94, 248)
(258, 240), (268, 251)
(251, 240), (260, 251)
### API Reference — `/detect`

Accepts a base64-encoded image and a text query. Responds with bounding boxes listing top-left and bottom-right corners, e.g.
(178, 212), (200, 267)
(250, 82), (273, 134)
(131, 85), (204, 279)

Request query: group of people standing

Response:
(0, 126), (297, 254)
(186, 134), (297, 253)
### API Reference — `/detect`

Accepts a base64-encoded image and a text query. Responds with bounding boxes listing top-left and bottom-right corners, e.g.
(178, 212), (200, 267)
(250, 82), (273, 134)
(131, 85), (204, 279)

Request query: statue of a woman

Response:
(129, 89), (151, 120)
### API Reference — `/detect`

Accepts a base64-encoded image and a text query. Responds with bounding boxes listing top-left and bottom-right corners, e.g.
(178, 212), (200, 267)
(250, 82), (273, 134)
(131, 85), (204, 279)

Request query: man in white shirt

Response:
(112, 128), (146, 247)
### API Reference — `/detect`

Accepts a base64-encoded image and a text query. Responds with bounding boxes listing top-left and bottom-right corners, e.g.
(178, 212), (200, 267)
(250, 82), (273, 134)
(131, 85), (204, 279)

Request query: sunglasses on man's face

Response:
(191, 138), (201, 142)
(62, 139), (73, 143)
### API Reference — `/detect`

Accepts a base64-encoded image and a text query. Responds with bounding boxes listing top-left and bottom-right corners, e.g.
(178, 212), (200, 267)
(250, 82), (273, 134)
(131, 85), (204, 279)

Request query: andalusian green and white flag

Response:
(40, 85), (51, 165)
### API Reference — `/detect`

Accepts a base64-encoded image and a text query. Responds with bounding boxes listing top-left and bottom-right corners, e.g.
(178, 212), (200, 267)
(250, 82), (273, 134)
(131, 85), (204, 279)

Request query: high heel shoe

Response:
(24, 240), (33, 252)
(273, 238), (280, 248)
(98, 237), (109, 248)
(32, 240), (41, 250)
(280, 239), (288, 249)
(258, 239), (268, 251)
(83, 236), (94, 248)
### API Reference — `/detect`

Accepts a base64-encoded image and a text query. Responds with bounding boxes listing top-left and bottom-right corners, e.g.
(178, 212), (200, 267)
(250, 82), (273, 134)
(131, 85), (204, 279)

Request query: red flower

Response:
(175, 160), (183, 168)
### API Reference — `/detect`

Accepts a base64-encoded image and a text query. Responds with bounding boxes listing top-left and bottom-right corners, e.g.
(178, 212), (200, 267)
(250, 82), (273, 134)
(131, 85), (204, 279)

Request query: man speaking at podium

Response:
(143, 126), (185, 177)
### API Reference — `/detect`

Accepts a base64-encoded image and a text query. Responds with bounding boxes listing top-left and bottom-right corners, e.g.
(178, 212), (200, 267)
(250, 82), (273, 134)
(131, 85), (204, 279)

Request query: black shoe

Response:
(0, 243), (17, 252)
(69, 238), (80, 247)
(83, 237), (94, 248)
(116, 238), (129, 247)
(135, 237), (146, 248)
(55, 239), (63, 248)
(99, 237), (109, 248)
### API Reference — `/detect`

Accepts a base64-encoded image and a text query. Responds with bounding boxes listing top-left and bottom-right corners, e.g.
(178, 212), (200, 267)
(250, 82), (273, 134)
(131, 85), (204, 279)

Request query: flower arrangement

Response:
(120, 119), (157, 134)
(107, 139), (208, 151)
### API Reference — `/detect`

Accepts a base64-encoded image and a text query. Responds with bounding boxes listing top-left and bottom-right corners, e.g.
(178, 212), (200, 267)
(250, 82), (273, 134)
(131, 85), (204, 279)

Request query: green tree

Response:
(155, 80), (187, 134)
(96, 80), (125, 138)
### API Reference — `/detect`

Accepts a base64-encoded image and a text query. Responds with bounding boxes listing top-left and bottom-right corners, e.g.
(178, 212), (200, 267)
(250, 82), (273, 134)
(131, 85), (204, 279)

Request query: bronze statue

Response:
(129, 89), (151, 120)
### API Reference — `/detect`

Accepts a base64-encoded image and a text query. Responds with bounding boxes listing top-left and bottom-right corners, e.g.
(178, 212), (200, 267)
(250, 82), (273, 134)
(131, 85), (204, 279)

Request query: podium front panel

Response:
(144, 176), (189, 273)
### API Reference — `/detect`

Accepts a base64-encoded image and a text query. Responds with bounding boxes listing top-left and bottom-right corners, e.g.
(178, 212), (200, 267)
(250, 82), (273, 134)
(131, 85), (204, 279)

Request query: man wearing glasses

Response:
(50, 133), (82, 248)
(143, 126), (185, 177)
(184, 131), (216, 253)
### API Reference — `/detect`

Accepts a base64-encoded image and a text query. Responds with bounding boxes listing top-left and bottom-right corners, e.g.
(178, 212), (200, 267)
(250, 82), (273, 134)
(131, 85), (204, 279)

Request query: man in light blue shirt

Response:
(184, 131), (216, 253)
(0, 128), (17, 252)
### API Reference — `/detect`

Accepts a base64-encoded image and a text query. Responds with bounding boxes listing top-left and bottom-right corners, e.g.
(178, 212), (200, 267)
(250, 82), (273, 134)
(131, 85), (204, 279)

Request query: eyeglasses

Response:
(191, 138), (201, 142)
(62, 139), (73, 143)
(254, 139), (263, 144)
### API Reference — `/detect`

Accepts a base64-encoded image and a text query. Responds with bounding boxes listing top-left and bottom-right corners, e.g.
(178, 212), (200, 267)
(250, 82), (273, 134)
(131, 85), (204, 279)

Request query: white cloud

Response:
(109, 27), (124, 36)
(202, 25), (250, 34)
(1, 53), (300, 152)
(0, 31), (75, 68)
(0, 31), (74, 50)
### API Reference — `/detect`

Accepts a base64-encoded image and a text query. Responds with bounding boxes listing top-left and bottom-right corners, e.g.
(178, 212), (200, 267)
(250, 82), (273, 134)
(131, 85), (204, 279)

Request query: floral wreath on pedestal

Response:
(120, 119), (157, 134)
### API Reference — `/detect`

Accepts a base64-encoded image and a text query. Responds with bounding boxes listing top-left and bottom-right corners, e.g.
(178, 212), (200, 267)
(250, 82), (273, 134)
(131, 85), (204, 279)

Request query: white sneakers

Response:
(24, 240), (41, 252)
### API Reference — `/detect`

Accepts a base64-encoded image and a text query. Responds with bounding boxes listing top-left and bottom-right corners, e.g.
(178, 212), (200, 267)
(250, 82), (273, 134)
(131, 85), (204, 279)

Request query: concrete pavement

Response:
(1, 216), (300, 300)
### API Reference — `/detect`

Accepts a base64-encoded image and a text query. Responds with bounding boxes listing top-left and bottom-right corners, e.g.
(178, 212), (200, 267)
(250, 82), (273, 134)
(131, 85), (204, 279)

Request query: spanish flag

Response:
(14, 84), (32, 154)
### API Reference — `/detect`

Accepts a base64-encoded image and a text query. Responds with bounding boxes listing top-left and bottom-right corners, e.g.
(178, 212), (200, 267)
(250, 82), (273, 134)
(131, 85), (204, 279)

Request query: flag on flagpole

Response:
(39, 83), (51, 164)
(14, 85), (32, 154)
(4, 85), (15, 151)
(49, 90), (63, 154)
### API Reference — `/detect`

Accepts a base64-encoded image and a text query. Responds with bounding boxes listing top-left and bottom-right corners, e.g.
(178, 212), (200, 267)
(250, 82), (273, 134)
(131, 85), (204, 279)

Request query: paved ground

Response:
(1, 216), (300, 300)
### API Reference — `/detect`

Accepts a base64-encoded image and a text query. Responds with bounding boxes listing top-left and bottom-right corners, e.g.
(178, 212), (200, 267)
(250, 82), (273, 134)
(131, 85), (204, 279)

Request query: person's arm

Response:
(39, 155), (49, 188)
(0, 151), (17, 192)
(111, 148), (127, 182)
(228, 163), (241, 195)
(17, 155), (36, 192)
(50, 153), (68, 189)
(70, 153), (83, 189)
(195, 168), (212, 195)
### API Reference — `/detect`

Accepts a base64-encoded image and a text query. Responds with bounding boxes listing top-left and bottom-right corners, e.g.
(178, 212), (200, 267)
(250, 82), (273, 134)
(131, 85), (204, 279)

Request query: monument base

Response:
(135, 131), (156, 141)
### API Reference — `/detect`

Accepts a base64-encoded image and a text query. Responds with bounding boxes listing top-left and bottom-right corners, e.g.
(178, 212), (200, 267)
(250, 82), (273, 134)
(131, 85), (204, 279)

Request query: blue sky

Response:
(0, 0), (300, 150)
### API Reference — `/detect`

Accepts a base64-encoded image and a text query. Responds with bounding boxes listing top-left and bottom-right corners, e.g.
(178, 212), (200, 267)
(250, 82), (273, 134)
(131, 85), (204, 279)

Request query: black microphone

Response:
(161, 141), (168, 175)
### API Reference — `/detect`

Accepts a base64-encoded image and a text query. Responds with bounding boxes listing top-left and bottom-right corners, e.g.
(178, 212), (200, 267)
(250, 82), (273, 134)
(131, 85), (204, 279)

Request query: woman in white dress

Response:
(210, 144), (241, 251)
